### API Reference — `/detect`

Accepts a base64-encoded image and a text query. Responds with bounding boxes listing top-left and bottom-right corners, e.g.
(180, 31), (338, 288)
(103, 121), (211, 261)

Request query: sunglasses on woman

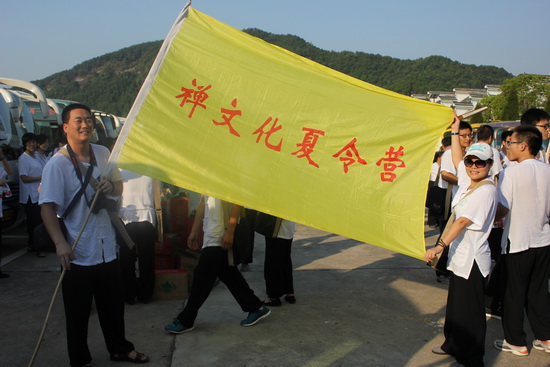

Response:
(463, 158), (491, 168)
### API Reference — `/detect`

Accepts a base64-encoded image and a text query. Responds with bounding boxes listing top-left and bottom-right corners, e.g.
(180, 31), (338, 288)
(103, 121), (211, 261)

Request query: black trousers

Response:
(177, 246), (263, 327)
(119, 221), (156, 303)
(62, 259), (134, 367)
(264, 237), (294, 299)
(242, 209), (257, 264)
(502, 246), (550, 346)
(442, 262), (487, 367)
(23, 199), (42, 248)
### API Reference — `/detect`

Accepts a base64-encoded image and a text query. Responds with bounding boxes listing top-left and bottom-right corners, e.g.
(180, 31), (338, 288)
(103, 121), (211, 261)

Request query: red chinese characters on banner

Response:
(253, 117), (283, 152)
(212, 98), (242, 137)
(292, 128), (325, 168)
(376, 146), (406, 182)
(174, 78), (408, 179)
(332, 138), (367, 173)
(175, 79), (211, 118)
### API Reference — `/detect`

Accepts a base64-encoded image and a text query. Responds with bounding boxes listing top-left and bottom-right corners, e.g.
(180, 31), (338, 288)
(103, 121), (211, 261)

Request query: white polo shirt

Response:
(498, 159), (550, 253)
(447, 181), (497, 279)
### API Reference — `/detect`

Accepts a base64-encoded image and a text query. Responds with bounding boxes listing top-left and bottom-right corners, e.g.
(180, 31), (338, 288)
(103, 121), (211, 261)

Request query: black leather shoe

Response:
(284, 295), (296, 304)
(263, 298), (282, 307)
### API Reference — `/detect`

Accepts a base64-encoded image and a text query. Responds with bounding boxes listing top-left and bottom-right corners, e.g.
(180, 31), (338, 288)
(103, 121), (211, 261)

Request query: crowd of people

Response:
(2, 104), (549, 366)
(425, 108), (550, 366)
(0, 103), (298, 366)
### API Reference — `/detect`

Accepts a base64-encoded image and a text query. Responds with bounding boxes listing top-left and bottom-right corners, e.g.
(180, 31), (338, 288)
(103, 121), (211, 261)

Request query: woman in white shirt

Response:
(18, 133), (44, 256)
(425, 142), (497, 367)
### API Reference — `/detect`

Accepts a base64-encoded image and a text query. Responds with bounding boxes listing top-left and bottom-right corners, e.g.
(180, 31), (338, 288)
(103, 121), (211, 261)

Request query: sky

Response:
(1, 0), (549, 83)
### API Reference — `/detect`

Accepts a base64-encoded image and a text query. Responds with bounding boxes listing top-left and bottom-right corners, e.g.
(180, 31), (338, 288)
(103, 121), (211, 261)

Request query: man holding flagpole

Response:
(40, 103), (149, 366)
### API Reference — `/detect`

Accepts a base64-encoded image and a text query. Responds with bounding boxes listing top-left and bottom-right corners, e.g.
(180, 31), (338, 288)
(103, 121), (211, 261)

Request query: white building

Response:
(415, 85), (501, 115)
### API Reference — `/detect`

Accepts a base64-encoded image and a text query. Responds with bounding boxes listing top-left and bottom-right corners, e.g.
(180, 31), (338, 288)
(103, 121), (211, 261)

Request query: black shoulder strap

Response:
(58, 146), (95, 219)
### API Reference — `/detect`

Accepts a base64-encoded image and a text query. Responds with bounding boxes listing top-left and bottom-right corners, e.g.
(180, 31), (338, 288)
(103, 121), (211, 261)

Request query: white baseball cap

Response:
(464, 142), (493, 161)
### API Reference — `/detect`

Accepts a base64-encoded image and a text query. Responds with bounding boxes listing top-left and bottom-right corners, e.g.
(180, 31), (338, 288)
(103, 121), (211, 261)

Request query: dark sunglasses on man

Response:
(463, 158), (493, 168)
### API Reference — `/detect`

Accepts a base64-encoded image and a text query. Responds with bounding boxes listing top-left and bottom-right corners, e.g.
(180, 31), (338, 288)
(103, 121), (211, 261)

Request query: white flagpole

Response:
(105, 0), (193, 179)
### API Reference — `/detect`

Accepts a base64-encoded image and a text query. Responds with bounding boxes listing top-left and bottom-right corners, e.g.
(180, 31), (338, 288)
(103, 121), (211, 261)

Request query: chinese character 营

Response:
(376, 146), (406, 182)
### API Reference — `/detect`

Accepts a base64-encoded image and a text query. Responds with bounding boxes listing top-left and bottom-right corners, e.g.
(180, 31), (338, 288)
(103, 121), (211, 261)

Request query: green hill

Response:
(33, 30), (513, 116)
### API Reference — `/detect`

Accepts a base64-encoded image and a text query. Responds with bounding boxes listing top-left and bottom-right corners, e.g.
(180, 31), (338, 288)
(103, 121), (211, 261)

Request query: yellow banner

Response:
(113, 7), (454, 260)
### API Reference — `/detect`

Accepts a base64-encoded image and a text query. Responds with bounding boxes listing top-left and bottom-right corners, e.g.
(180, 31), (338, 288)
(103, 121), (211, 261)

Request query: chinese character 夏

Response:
(292, 127), (325, 168)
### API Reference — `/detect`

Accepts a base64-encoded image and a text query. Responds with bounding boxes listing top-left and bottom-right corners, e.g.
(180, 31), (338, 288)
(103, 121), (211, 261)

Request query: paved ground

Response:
(1, 222), (548, 367)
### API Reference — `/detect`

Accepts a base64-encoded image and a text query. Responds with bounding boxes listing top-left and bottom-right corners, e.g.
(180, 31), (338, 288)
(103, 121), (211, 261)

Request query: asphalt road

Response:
(1, 223), (548, 367)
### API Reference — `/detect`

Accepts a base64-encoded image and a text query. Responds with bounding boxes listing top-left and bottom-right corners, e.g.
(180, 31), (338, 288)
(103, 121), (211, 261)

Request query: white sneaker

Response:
(532, 339), (550, 353)
(494, 339), (529, 356)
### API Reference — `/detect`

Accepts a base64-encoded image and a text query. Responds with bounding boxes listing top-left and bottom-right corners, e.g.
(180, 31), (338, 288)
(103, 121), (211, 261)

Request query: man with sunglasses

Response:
(493, 125), (550, 357)
(520, 108), (550, 163)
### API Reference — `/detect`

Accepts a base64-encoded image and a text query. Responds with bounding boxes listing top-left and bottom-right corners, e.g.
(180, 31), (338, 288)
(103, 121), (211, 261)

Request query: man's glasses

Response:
(464, 158), (491, 168)
(536, 123), (550, 129)
(459, 133), (473, 138)
(506, 141), (522, 146)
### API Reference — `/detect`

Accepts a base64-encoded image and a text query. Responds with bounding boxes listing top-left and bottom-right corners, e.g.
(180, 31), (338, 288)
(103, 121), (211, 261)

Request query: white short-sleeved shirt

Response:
(37, 152), (49, 168)
(501, 154), (517, 170)
(438, 150), (456, 194)
(39, 144), (122, 266)
(18, 153), (43, 204)
(119, 170), (156, 226)
(447, 181), (497, 279)
(498, 159), (550, 253)
(430, 162), (439, 182)
(202, 196), (227, 248)
(277, 220), (296, 240)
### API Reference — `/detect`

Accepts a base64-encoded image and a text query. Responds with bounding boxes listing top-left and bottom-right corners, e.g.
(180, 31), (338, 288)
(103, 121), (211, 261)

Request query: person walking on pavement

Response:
(40, 103), (149, 366)
(165, 195), (270, 334)
(493, 125), (550, 357)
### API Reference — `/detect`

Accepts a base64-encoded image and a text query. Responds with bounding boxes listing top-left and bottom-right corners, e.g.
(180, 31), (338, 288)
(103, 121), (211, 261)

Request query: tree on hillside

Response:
(501, 85), (520, 121)
(479, 74), (550, 121)
(33, 32), (513, 116)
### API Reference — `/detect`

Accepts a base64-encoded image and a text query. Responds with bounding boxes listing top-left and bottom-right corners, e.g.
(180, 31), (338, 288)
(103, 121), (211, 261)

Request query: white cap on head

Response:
(464, 142), (493, 160)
